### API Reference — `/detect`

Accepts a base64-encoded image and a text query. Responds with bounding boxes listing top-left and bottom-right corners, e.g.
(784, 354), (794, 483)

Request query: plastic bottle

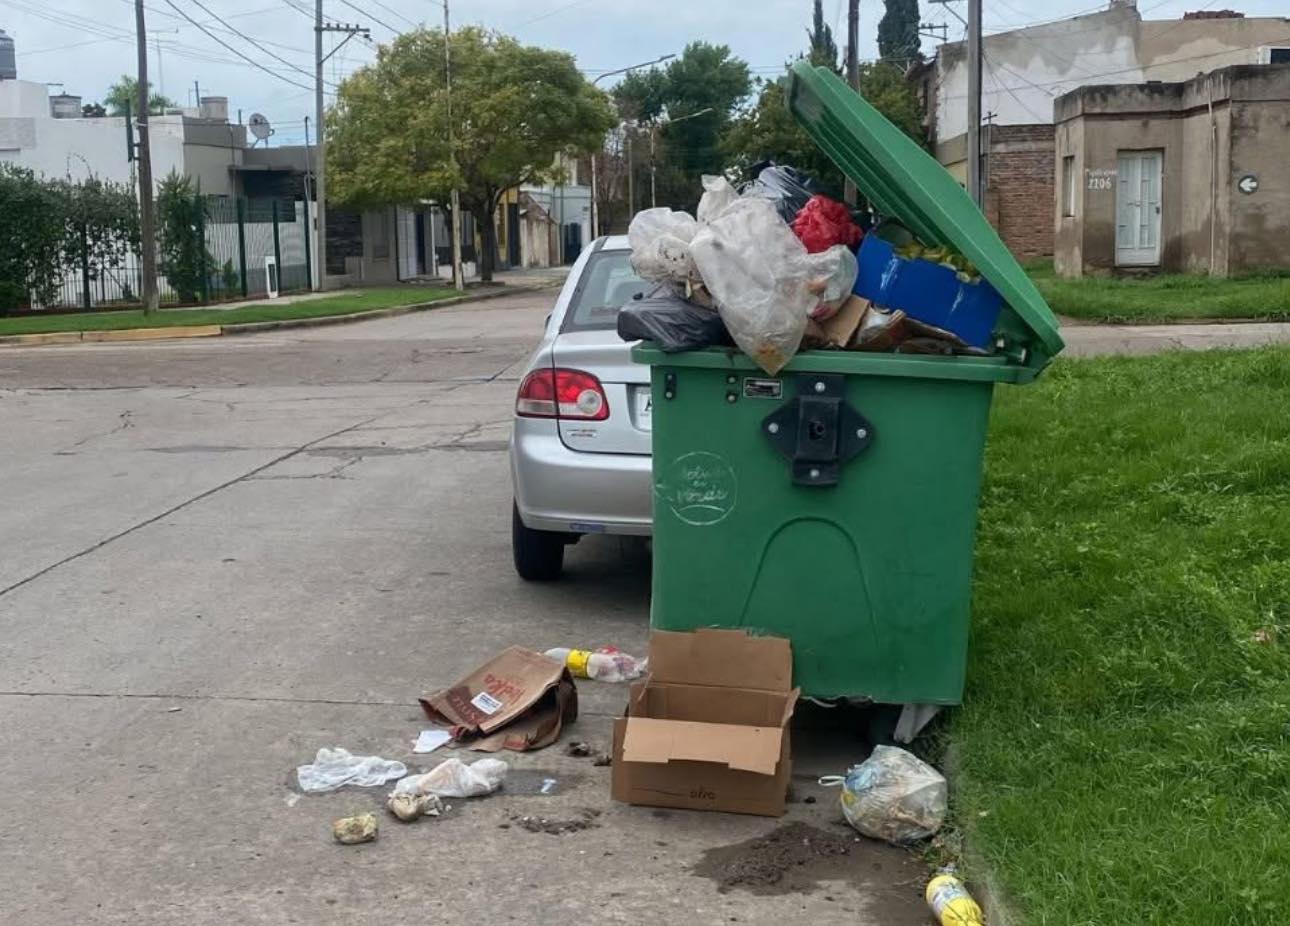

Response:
(543, 646), (645, 682)
(926, 870), (985, 926)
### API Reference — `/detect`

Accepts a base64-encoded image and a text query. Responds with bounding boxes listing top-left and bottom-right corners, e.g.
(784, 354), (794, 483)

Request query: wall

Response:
(1053, 64), (1290, 277)
(932, 8), (1290, 139)
(1053, 115), (1084, 276)
(984, 124), (1056, 258)
(1225, 69), (1290, 273)
(936, 124), (1055, 257)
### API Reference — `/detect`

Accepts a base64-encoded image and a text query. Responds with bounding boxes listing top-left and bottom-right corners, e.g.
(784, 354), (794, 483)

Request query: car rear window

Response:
(560, 249), (651, 332)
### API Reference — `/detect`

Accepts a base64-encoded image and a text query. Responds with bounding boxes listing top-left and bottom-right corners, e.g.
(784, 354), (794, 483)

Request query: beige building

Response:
(916, 3), (1290, 258)
(1054, 64), (1290, 276)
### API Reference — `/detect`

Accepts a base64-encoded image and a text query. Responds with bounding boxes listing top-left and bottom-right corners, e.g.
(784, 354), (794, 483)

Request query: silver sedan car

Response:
(509, 236), (655, 580)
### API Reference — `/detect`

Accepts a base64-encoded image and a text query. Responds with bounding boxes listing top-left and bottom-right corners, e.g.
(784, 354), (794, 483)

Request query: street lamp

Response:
(590, 53), (675, 239)
(648, 107), (713, 208)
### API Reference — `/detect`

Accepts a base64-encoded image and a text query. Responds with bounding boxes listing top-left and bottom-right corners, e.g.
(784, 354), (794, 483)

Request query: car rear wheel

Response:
(512, 502), (566, 581)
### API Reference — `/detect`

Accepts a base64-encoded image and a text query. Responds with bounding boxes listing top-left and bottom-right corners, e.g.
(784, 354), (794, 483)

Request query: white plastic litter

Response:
(627, 207), (700, 284)
(824, 746), (947, 845)
(696, 174), (739, 224)
(393, 757), (508, 799)
(805, 244), (860, 321)
(413, 728), (453, 754)
(296, 747), (408, 793)
(690, 196), (815, 374)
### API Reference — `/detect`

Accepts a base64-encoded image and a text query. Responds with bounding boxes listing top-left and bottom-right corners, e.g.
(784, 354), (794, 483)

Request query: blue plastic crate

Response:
(853, 235), (1003, 349)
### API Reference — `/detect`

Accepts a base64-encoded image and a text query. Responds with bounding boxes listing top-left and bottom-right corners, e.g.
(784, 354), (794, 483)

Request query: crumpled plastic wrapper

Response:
(393, 757), (508, 799)
(386, 791), (445, 822)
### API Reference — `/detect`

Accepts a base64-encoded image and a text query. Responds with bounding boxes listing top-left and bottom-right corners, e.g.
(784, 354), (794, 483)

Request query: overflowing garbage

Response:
(620, 162), (1003, 373)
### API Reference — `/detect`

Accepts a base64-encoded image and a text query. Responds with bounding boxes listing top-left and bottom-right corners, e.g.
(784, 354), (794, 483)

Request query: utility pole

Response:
(588, 53), (675, 238)
(315, 13), (369, 292)
(134, 0), (159, 314)
(649, 125), (656, 209)
(844, 0), (860, 206)
(967, 0), (983, 206)
(443, 0), (464, 291)
(626, 131), (634, 219)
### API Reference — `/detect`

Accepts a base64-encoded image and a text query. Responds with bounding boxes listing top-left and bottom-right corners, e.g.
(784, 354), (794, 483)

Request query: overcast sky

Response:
(5, 0), (1286, 145)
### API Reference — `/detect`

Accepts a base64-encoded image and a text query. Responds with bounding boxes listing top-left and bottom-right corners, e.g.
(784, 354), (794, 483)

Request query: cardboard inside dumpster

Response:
(612, 629), (798, 817)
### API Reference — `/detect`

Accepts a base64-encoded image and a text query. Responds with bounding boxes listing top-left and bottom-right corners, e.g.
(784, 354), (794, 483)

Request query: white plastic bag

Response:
(696, 174), (739, 224)
(805, 245), (859, 321)
(392, 757), (508, 799)
(826, 746), (947, 845)
(628, 207), (700, 284)
(690, 197), (815, 374)
(296, 747), (408, 793)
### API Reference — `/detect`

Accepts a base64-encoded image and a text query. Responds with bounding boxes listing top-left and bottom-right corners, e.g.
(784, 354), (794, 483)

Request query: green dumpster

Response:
(634, 62), (1064, 705)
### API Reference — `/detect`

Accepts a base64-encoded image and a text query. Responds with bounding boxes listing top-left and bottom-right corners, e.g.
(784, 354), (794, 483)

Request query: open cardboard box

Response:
(611, 629), (799, 817)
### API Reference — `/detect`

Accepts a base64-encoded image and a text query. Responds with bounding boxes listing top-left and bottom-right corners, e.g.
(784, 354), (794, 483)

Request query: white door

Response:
(1116, 151), (1162, 266)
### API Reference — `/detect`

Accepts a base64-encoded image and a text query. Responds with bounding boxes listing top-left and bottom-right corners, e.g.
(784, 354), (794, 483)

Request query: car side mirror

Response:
(544, 313), (552, 329)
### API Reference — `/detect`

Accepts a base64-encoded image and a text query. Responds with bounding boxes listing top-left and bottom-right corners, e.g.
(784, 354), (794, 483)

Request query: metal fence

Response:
(39, 195), (311, 312)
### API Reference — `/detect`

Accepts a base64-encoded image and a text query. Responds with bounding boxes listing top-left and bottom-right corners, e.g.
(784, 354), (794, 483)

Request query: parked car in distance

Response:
(509, 237), (655, 580)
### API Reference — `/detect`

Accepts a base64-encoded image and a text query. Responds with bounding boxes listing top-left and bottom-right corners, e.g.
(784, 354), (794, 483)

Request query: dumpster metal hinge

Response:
(761, 374), (874, 487)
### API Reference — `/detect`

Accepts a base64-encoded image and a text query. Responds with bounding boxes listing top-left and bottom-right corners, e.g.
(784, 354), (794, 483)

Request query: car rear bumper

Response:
(510, 418), (653, 536)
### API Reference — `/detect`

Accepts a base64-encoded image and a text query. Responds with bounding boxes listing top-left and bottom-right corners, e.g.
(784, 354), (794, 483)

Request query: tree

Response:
(155, 172), (211, 303)
(82, 101), (107, 118)
(613, 42), (751, 212)
(722, 62), (925, 197)
(878, 0), (923, 66)
(328, 27), (614, 281)
(807, 0), (839, 71)
(102, 75), (177, 116)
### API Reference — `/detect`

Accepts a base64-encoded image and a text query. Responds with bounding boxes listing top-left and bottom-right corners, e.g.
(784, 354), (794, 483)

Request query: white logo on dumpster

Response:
(661, 452), (737, 526)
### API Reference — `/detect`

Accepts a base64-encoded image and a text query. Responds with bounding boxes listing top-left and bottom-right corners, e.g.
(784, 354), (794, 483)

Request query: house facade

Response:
(917, 3), (1290, 257)
(1054, 64), (1290, 276)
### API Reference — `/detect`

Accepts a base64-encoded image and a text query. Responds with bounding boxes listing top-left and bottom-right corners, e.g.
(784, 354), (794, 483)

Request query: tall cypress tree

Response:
(878, 0), (922, 65)
(806, 0), (839, 71)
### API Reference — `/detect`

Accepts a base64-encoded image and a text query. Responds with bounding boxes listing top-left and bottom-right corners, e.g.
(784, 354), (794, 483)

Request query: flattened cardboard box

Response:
(612, 628), (798, 817)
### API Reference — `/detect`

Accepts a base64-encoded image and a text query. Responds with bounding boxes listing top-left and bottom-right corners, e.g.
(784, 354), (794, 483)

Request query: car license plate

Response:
(635, 388), (652, 431)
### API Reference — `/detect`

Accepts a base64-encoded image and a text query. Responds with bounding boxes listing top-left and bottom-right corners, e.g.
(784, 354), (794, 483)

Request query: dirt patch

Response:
(510, 808), (601, 835)
(692, 822), (927, 920)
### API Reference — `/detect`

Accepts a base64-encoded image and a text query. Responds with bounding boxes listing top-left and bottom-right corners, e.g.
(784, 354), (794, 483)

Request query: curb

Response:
(0, 279), (564, 348)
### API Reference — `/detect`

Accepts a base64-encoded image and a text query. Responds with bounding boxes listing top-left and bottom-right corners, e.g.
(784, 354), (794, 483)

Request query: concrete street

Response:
(3, 291), (1288, 925)
(0, 290), (926, 926)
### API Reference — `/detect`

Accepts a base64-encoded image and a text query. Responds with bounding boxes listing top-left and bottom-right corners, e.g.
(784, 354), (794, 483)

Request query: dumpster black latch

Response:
(761, 374), (874, 487)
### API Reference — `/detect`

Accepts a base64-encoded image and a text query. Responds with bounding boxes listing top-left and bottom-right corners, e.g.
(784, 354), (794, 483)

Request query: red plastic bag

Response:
(791, 195), (863, 253)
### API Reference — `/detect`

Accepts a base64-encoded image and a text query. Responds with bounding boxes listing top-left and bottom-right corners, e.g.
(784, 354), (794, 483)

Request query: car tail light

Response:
(516, 368), (609, 421)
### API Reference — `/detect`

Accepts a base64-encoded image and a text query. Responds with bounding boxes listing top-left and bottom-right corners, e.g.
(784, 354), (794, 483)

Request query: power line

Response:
(183, 0), (321, 81)
(160, 0), (315, 91)
(336, 0), (402, 35)
(515, 0), (595, 29)
(365, 0), (418, 28)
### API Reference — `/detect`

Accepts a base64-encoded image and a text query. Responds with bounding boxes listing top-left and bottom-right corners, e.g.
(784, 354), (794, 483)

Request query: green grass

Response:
(1025, 261), (1290, 323)
(955, 346), (1290, 925)
(0, 286), (466, 336)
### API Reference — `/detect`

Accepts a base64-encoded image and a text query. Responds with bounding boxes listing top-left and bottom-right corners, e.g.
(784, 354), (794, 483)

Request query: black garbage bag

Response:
(741, 163), (828, 224)
(617, 291), (733, 353)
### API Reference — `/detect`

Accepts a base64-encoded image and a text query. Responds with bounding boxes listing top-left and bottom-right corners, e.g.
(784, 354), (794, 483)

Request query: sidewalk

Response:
(1061, 320), (1290, 356)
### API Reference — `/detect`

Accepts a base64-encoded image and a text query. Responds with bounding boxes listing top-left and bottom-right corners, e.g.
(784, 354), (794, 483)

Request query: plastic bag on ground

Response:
(831, 745), (947, 845)
(792, 194), (863, 253)
(296, 747), (408, 793)
(393, 757), (508, 799)
(805, 245), (859, 321)
(740, 163), (827, 224)
(690, 196), (815, 375)
(696, 174), (739, 224)
(617, 289), (733, 353)
(628, 207), (700, 284)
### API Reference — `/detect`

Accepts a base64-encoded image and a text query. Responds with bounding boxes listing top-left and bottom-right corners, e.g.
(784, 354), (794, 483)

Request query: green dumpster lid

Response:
(787, 61), (1064, 370)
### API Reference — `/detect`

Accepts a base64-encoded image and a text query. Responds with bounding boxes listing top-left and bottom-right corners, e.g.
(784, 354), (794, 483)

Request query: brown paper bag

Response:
(419, 647), (578, 752)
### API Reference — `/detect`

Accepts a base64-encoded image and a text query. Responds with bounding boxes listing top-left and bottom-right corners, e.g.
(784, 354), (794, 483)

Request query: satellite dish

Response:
(248, 112), (273, 145)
